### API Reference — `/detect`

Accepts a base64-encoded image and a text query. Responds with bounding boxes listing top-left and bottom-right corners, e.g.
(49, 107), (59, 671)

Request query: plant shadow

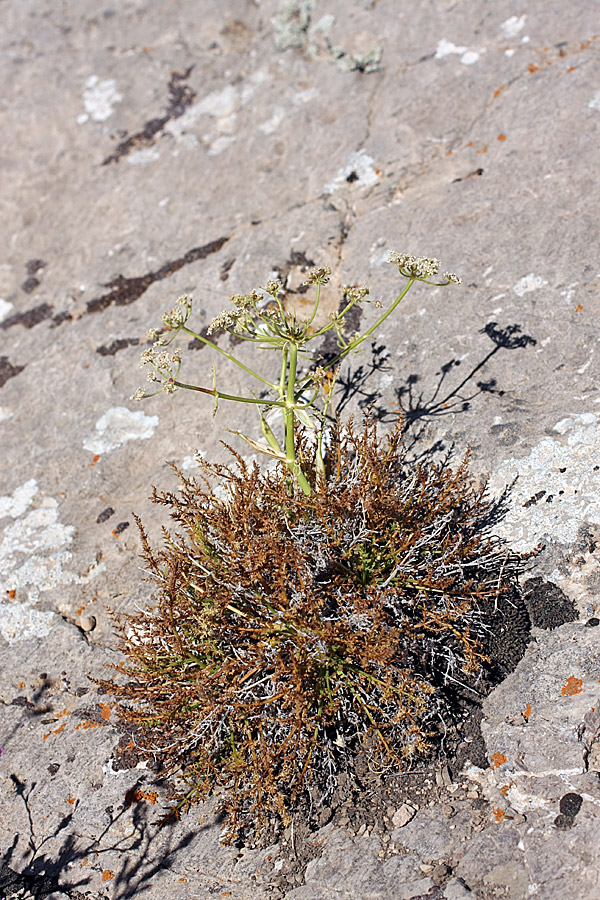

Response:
(333, 322), (537, 460)
(0, 774), (200, 899)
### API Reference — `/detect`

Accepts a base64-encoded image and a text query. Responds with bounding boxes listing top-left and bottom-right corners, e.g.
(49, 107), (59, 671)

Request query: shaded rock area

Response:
(1, 0), (599, 897)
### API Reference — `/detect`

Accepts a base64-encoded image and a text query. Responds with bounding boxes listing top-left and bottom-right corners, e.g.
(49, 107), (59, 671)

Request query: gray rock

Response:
(1, 0), (600, 897)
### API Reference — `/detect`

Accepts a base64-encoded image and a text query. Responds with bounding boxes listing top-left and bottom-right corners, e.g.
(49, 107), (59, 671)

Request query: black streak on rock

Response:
(96, 338), (140, 356)
(102, 66), (196, 165)
(86, 236), (229, 315)
(0, 356), (25, 388)
(0, 303), (54, 330)
(96, 507), (115, 523)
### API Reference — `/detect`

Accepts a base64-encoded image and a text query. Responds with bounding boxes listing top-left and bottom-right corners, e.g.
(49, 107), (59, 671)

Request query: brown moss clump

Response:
(102, 420), (525, 841)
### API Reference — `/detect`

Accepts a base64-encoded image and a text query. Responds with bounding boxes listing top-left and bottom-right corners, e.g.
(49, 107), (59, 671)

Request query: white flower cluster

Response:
(388, 252), (461, 284)
(131, 343), (182, 400)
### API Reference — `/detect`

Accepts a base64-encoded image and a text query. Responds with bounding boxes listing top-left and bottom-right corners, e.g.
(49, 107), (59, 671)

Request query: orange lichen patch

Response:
(81, 858), (88, 867)
(445, 150), (452, 156)
(8, 589), (17, 599)
(99, 703), (111, 722)
(18, 681), (26, 689)
(528, 63), (539, 73)
(493, 85), (505, 100)
(524, 704), (532, 720)
(575, 304), (583, 312)
(75, 720), (102, 730)
(66, 796), (76, 805)
(125, 787), (159, 806)
(562, 675), (583, 696)
(476, 146), (488, 154)
(178, 878), (188, 883)
(490, 752), (507, 770)
(497, 134), (507, 141)
(467, 141), (475, 147)
(76, 605), (85, 616)
(101, 870), (115, 882)
(90, 455), (100, 467)
(43, 722), (67, 741)
(499, 782), (515, 797)
(492, 807), (506, 823)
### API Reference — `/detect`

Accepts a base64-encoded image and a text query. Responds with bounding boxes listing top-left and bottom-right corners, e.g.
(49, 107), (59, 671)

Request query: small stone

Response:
(420, 863), (434, 873)
(79, 615), (97, 632)
(356, 823), (366, 836)
(466, 790), (479, 799)
(392, 803), (417, 828)
(510, 813), (527, 825)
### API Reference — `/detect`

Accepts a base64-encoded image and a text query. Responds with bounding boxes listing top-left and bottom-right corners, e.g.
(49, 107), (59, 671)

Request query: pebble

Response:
(392, 803), (417, 828)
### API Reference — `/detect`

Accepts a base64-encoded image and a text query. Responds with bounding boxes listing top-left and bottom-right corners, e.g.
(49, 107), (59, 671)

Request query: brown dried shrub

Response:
(101, 419), (525, 840)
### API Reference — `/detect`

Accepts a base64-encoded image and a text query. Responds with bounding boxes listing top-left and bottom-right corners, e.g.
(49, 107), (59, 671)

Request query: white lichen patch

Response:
(0, 479), (38, 519)
(500, 15), (526, 39)
(0, 482), (105, 643)
(435, 39), (482, 65)
(512, 273), (548, 296)
(0, 298), (13, 321)
(83, 406), (159, 454)
(588, 92), (600, 111)
(258, 107), (285, 134)
(81, 75), (122, 123)
(324, 149), (380, 194)
(488, 413), (600, 552)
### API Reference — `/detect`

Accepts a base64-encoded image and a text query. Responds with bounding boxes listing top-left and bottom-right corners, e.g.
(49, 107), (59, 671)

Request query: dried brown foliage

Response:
(102, 420), (525, 841)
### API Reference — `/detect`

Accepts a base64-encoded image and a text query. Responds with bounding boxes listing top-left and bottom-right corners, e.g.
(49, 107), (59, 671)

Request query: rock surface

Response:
(1, 1), (600, 898)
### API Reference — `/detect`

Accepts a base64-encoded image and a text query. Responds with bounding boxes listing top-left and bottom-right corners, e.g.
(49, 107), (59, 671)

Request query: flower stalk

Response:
(132, 254), (461, 494)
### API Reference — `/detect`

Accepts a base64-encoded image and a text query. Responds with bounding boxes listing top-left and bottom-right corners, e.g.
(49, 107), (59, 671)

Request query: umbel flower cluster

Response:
(103, 420), (525, 842)
(131, 252), (461, 496)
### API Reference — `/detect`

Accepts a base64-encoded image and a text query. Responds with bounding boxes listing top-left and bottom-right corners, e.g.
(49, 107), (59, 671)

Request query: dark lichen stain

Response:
(86, 236), (229, 315)
(47, 763), (60, 776)
(560, 792), (583, 817)
(0, 303), (54, 330)
(96, 338), (139, 356)
(21, 276), (40, 294)
(220, 257), (235, 281)
(97, 507), (115, 523)
(26, 259), (46, 275)
(523, 577), (577, 630)
(103, 66), (196, 165)
(113, 521), (130, 536)
(523, 489), (546, 507)
(0, 356), (25, 388)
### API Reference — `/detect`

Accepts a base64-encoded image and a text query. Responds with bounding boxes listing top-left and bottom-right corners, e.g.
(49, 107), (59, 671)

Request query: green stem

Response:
(322, 279), (415, 371)
(174, 381), (285, 407)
